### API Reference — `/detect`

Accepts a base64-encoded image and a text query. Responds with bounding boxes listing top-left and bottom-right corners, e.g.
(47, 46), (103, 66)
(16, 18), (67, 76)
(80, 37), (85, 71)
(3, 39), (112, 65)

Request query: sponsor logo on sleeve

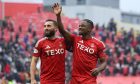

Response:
(33, 48), (38, 53)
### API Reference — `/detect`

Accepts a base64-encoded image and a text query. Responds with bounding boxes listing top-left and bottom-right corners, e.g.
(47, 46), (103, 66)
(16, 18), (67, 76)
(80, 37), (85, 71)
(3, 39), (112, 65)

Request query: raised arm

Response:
(52, 3), (73, 44)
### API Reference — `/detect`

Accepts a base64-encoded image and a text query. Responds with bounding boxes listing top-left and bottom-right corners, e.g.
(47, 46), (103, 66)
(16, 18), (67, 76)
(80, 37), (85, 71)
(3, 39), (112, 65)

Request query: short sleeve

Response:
(97, 41), (107, 59)
(32, 40), (42, 57)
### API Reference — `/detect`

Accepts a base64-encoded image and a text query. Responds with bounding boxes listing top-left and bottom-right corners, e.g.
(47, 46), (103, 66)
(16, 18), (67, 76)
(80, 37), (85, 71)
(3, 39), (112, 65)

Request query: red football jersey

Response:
(70, 35), (107, 83)
(33, 37), (66, 83)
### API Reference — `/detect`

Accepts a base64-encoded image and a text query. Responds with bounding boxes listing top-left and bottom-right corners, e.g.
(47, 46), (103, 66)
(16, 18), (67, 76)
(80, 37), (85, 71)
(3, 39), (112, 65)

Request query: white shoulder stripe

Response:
(35, 37), (47, 47)
(92, 37), (105, 47)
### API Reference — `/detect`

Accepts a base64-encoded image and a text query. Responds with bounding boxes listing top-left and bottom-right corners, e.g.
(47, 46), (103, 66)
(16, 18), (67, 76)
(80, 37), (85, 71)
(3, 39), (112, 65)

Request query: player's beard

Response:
(79, 31), (85, 36)
(79, 32), (83, 35)
(78, 28), (85, 35)
(78, 29), (89, 36)
(44, 31), (55, 37)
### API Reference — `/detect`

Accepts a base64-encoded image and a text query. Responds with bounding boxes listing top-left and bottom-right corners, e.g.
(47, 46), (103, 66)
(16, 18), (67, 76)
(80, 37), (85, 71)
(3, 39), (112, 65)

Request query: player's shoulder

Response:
(56, 37), (65, 41)
(37, 37), (47, 43)
(92, 37), (105, 48)
(35, 37), (47, 47)
(73, 35), (81, 39)
(57, 36), (64, 39)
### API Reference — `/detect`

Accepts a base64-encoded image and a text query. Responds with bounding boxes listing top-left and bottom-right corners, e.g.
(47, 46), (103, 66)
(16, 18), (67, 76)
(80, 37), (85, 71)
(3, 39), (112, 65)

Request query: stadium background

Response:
(0, 0), (140, 84)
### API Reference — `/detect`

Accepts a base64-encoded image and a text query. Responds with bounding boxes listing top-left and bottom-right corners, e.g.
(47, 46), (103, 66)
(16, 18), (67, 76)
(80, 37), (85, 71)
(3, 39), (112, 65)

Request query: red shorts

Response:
(69, 77), (96, 84)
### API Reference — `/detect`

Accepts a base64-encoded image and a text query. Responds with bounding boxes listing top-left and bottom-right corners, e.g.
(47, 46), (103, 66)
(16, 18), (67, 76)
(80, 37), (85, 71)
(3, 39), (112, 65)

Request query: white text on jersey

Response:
(45, 48), (65, 56)
(77, 43), (94, 54)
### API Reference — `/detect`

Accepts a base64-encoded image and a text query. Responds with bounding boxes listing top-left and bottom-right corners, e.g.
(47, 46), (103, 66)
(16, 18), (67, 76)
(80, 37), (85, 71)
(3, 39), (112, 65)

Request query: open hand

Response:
(52, 3), (62, 15)
(31, 79), (37, 84)
(90, 68), (100, 76)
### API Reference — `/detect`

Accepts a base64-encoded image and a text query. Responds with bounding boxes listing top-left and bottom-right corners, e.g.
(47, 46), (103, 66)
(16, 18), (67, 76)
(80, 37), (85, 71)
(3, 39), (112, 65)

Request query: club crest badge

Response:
(33, 48), (38, 53)
(59, 42), (63, 47)
(91, 43), (94, 47)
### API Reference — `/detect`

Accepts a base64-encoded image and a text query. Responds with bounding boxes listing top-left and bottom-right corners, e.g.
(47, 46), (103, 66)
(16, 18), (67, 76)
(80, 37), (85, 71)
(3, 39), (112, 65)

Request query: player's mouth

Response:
(45, 29), (50, 33)
(78, 31), (83, 35)
(79, 28), (84, 33)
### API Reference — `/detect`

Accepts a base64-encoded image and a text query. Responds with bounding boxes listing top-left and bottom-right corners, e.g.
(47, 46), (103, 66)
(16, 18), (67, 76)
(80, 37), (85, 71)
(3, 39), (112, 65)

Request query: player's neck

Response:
(47, 36), (56, 40)
(82, 34), (92, 40)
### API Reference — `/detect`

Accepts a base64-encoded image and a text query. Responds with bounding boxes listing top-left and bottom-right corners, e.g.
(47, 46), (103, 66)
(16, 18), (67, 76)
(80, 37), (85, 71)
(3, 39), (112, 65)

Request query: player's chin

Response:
(78, 31), (83, 35)
(79, 33), (84, 36)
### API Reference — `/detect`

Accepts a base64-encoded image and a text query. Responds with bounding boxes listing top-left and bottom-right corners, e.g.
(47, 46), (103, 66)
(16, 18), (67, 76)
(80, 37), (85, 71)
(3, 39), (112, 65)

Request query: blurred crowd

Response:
(0, 16), (39, 83)
(96, 19), (140, 76)
(0, 12), (140, 83)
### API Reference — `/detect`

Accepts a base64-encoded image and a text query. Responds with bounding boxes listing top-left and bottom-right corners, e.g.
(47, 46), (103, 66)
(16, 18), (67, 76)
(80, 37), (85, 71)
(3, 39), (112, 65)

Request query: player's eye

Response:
(44, 25), (46, 27)
(44, 25), (51, 27)
(79, 25), (82, 27)
(79, 25), (85, 27)
(47, 25), (51, 27)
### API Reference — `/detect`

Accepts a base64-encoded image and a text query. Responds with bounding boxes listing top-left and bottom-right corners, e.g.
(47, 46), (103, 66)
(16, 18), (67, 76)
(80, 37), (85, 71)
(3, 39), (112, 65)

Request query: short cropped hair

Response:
(45, 19), (58, 27)
(83, 19), (94, 29)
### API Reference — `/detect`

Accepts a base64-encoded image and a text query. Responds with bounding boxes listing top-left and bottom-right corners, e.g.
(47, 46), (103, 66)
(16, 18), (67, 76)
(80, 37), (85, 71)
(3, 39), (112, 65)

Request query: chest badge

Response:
(79, 40), (83, 43)
(90, 43), (94, 47)
(59, 42), (63, 47)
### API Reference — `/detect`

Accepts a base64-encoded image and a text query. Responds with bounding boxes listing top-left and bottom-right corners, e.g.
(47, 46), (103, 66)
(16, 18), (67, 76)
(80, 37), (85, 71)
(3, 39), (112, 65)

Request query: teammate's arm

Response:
(30, 56), (39, 84)
(52, 3), (73, 44)
(91, 57), (107, 76)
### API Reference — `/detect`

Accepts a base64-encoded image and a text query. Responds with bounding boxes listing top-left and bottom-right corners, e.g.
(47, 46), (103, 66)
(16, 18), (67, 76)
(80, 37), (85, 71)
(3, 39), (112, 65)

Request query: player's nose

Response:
(79, 27), (83, 30)
(44, 28), (49, 31)
(44, 27), (49, 30)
